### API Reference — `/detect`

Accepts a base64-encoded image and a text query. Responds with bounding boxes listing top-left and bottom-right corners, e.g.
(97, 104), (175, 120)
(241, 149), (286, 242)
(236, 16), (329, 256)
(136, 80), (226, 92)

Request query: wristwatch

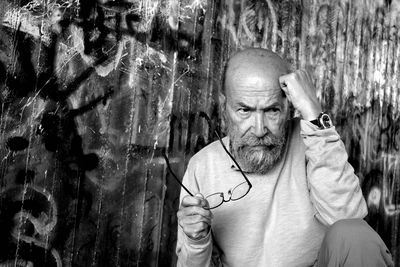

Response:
(309, 112), (333, 129)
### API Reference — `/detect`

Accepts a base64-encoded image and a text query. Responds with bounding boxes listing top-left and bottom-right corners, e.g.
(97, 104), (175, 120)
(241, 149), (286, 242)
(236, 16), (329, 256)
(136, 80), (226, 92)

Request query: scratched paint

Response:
(0, 0), (399, 266)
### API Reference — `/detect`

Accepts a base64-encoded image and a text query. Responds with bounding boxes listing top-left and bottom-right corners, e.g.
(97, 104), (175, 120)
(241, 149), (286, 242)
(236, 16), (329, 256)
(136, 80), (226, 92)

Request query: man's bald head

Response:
(223, 48), (290, 96)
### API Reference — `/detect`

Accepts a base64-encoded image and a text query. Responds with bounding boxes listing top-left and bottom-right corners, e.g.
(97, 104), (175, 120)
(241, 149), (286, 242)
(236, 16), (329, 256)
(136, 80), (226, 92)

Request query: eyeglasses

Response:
(162, 128), (252, 209)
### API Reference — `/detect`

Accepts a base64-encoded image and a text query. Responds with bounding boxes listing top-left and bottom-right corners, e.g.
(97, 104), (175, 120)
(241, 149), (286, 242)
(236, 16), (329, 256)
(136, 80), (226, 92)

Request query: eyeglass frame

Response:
(162, 128), (252, 209)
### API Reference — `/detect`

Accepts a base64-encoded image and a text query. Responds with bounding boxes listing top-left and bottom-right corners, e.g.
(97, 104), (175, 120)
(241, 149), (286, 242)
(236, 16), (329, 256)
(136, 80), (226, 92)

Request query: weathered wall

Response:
(0, 0), (399, 266)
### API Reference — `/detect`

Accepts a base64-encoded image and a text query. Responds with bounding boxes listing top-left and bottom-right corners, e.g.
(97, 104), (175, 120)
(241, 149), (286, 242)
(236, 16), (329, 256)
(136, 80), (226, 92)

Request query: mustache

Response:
(237, 134), (284, 148)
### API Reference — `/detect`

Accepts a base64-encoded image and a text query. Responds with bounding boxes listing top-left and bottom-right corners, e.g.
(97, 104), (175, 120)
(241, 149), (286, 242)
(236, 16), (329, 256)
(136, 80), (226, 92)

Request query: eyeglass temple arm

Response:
(213, 130), (253, 188)
(162, 153), (194, 197)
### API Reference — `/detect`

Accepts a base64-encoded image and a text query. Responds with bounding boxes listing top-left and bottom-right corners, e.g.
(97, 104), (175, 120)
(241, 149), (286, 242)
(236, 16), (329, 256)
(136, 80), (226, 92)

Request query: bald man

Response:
(175, 49), (393, 267)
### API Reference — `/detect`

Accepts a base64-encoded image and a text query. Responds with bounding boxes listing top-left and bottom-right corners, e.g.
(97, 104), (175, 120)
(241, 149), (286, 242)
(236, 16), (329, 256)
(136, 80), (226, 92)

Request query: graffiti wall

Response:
(0, 0), (399, 266)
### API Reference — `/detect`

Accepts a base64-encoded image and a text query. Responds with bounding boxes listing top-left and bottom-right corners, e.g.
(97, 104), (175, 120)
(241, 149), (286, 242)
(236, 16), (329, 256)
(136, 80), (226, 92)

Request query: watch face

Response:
(320, 113), (332, 128)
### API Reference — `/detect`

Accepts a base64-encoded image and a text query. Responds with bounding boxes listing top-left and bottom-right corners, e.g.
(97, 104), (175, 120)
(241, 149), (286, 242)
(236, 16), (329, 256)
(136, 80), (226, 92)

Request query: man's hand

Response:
(177, 193), (213, 240)
(279, 70), (322, 121)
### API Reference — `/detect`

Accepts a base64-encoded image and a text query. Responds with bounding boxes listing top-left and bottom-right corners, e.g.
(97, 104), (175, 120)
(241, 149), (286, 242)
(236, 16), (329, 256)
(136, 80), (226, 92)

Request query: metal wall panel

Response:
(0, 0), (398, 266)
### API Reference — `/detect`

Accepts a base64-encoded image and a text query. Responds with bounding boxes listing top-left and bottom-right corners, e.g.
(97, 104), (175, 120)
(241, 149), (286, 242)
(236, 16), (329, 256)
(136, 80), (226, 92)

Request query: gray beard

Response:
(228, 123), (288, 175)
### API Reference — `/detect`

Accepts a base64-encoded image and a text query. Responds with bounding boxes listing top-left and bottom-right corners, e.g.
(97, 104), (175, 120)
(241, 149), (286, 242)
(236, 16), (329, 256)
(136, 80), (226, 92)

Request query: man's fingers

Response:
(202, 198), (210, 209)
(179, 210), (212, 223)
(279, 75), (292, 96)
(278, 69), (322, 120)
(181, 193), (210, 208)
(179, 219), (211, 234)
(184, 222), (209, 233)
(181, 195), (203, 207)
(279, 76), (292, 104)
(194, 193), (204, 198)
(180, 222), (210, 240)
(278, 75), (288, 90)
(178, 205), (213, 220)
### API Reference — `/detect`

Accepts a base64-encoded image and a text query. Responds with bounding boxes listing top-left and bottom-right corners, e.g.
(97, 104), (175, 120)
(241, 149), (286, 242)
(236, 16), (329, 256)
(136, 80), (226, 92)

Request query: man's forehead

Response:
(232, 70), (281, 86)
(226, 67), (285, 99)
(228, 87), (284, 104)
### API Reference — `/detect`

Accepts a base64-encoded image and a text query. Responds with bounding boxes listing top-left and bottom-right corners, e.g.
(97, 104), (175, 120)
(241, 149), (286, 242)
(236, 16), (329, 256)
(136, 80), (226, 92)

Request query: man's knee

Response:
(325, 218), (372, 245)
(321, 218), (393, 266)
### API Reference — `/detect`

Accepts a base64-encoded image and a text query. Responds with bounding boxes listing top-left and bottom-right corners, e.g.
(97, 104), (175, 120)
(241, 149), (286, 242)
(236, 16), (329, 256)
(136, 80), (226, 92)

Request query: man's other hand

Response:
(177, 193), (213, 240)
(279, 70), (322, 120)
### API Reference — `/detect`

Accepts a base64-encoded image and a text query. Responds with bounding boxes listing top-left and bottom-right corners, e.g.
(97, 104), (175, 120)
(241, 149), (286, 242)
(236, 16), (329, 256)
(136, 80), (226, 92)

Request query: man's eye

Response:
(237, 108), (250, 115)
(267, 108), (280, 115)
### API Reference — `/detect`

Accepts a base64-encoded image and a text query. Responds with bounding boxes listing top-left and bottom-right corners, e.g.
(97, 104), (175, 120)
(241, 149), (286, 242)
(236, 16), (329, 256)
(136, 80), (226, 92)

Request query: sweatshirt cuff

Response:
(184, 229), (212, 248)
(300, 119), (339, 138)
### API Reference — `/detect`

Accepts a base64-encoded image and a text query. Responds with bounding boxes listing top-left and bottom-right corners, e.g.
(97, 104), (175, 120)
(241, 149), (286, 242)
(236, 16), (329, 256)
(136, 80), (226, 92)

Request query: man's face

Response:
(224, 69), (290, 174)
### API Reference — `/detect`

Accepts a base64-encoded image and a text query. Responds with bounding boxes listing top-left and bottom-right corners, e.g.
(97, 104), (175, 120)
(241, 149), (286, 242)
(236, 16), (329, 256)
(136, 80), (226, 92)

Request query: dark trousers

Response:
(314, 219), (394, 267)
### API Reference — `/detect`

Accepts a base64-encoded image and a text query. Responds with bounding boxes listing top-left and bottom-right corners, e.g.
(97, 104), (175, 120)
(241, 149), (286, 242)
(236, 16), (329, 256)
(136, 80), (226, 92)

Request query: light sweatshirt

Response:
(176, 118), (368, 267)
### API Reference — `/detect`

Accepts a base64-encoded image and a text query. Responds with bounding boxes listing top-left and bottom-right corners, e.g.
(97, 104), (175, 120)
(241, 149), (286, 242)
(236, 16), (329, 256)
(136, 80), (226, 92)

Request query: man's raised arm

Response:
(279, 70), (368, 225)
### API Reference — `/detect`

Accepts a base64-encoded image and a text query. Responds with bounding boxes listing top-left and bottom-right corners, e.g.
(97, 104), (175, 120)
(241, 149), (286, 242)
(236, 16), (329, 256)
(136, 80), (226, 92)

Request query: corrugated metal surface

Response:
(0, 0), (399, 266)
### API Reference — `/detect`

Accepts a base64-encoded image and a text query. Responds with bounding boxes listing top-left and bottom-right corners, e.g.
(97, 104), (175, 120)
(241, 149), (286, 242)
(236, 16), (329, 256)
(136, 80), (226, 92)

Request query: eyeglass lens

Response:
(206, 181), (251, 209)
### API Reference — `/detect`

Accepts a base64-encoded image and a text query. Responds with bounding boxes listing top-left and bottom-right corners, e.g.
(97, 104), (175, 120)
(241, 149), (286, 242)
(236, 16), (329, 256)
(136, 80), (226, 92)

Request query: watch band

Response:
(309, 112), (333, 129)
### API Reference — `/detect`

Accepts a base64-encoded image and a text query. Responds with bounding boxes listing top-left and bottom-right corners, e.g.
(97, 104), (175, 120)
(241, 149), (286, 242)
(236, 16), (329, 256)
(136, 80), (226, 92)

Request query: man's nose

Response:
(253, 112), (267, 137)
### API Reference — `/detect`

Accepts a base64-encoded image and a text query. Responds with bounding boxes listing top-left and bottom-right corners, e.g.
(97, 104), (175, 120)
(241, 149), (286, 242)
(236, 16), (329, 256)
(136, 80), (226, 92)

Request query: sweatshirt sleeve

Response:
(300, 120), (368, 226)
(176, 158), (213, 267)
